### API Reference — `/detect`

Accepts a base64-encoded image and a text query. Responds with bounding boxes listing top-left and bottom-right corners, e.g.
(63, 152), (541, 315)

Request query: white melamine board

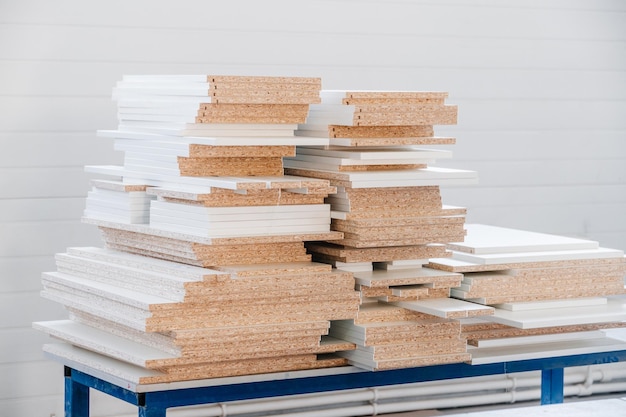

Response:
(390, 298), (494, 319)
(43, 343), (164, 387)
(82, 210), (149, 225)
(352, 268), (462, 287)
(150, 210), (330, 232)
(86, 164), (332, 191)
(42, 271), (177, 308)
(149, 207), (328, 224)
(494, 297), (608, 312)
(66, 247), (225, 281)
(484, 296), (626, 329)
(284, 164), (478, 188)
(114, 141), (192, 157)
(82, 217), (337, 246)
(100, 129), (327, 146)
(43, 342), (363, 394)
(286, 154), (437, 167)
(473, 330), (607, 348)
(87, 192), (152, 208)
(296, 147), (453, 160)
(55, 256), (190, 299)
(151, 201), (329, 217)
(450, 246), (624, 265)
(118, 104), (201, 115)
(34, 320), (176, 366)
(119, 113), (197, 123)
(469, 336), (626, 365)
(449, 224), (599, 254)
(150, 219), (330, 238)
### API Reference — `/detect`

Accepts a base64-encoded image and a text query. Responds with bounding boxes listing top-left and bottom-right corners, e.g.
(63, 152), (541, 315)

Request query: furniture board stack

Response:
(34, 75), (363, 384)
(283, 90), (494, 370)
(428, 224), (626, 365)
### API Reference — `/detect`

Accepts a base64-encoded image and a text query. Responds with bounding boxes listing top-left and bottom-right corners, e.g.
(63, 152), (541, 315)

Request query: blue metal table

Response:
(63, 349), (626, 417)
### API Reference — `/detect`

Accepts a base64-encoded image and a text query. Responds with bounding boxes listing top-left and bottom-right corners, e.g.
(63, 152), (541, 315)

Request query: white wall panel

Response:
(0, 1), (624, 415)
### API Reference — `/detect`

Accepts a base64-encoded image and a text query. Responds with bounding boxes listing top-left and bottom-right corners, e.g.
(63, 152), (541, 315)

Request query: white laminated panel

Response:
(485, 296), (626, 329)
(494, 297), (608, 312)
(81, 217), (343, 245)
(34, 320), (176, 367)
(472, 330), (607, 348)
(285, 154), (437, 167)
(448, 224), (599, 254)
(390, 298), (494, 319)
(295, 146), (453, 160)
(450, 246), (624, 265)
(353, 268), (462, 288)
(469, 336), (626, 365)
(150, 201), (329, 219)
(149, 221), (330, 238)
(65, 247), (226, 282)
(99, 128), (309, 142)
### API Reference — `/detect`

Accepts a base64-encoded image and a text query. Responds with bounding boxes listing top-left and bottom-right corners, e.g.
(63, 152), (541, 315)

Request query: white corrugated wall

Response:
(0, 1), (624, 415)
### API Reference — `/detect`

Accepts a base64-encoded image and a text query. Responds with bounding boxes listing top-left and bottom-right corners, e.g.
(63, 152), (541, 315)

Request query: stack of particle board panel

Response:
(284, 90), (490, 370)
(428, 224), (626, 364)
(35, 75), (362, 383)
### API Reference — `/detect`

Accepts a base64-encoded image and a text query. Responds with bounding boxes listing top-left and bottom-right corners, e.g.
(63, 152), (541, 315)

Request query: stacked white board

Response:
(285, 90), (486, 370)
(35, 75), (364, 382)
(428, 224), (626, 364)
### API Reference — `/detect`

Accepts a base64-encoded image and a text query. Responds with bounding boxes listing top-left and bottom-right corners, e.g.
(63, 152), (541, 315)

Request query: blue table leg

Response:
(138, 406), (166, 417)
(541, 368), (564, 405)
(65, 367), (90, 417)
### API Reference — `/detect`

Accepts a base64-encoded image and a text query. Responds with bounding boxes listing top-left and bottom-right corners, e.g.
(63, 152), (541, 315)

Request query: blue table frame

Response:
(63, 350), (626, 417)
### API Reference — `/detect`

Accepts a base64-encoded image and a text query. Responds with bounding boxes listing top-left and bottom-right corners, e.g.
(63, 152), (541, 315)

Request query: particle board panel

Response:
(450, 246), (624, 266)
(484, 296), (626, 329)
(462, 321), (626, 346)
(34, 320), (355, 369)
(329, 319), (460, 346)
(471, 330), (607, 348)
(99, 229), (312, 266)
(352, 268), (463, 288)
(428, 253), (626, 273)
(468, 336), (626, 365)
(283, 166), (478, 189)
(99, 129), (329, 144)
(299, 125), (436, 139)
(494, 297), (608, 311)
(306, 242), (449, 263)
(448, 224), (600, 254)
(339, 351), (471, 371)
(83, 217), (344, 246)
(86, 164), (343, 192)
(389, 298), (494, 319)
(295, 146), (453, 161)
(34, 320), (176, 368)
